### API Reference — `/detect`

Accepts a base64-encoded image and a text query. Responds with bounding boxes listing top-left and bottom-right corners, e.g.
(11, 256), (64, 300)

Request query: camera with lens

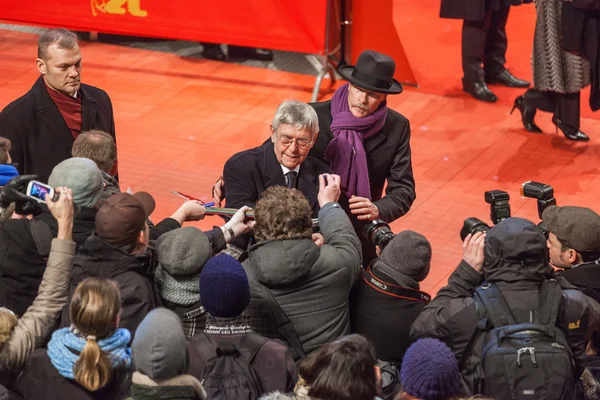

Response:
(460, 182), (556, 241)
(460, 190), (511, 241)
(364, 219), (395, 250)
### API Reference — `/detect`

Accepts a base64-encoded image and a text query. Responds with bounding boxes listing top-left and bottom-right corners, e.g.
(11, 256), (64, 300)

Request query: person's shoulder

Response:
(309, 100), (331, 114)
(81, 83), (111, 102)
(225, 143), (267, 167)
(0, 88), (35, 118)
(387, 107), (409, 125)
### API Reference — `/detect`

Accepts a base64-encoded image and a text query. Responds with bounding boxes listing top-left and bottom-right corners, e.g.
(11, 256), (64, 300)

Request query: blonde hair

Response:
(69, 278), (121, 391)
(0, 309), (17, 345)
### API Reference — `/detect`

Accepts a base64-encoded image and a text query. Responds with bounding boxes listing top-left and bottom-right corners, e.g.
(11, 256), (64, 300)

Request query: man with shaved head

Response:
(0, 28), (117, 183)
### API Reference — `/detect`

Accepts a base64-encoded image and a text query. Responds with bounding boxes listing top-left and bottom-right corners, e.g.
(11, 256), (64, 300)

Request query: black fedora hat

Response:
(339, 50), (403, 95)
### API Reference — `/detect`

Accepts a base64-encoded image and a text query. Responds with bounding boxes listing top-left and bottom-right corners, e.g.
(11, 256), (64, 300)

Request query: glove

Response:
(1, 175), (43, 216)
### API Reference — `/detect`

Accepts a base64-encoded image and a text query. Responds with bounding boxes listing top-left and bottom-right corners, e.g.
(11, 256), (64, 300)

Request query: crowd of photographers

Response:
(0, 128), (598, 400)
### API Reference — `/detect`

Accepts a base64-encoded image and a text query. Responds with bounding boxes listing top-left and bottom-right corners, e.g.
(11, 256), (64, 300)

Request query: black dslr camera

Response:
(363, 220), (395, 250)
(460, 190), (511, 241)
(460, 182), (556, 240)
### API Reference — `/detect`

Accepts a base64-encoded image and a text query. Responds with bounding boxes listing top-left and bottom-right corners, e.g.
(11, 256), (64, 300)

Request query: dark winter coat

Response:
(14, 348), (130, 400)
(561, 0), (600, 110)
(0, 76), (116, 183)
(243, 202), (362, 359)
(350, 260), (429, 365)
(440, 0), (526, 21)
(61, 218), (180, 338)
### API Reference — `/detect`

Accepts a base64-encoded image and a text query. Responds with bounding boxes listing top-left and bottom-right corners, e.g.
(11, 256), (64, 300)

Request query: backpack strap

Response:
(535, 279), (562, 327)
(247, 264), (307, 360)
(29, 219), (53, 257)
(193, 333), (219, 364)
(475, 283), (517, 328)
(236, 334), (269, 365)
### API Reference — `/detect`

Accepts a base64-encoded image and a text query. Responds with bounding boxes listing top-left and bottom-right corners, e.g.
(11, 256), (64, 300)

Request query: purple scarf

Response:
(325, 83), (387, 199)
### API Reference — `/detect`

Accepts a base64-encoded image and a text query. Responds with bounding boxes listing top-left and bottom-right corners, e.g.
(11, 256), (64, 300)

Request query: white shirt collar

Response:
(280, 164), (300, 176)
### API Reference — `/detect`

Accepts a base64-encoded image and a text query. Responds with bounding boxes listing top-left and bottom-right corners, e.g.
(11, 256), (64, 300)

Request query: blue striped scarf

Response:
(47, 327), (132, 380)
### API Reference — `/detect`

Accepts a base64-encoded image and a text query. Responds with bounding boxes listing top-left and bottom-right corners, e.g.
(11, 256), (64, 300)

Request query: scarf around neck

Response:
(47, 327), (132, 380)
(325, 83), (388, 199)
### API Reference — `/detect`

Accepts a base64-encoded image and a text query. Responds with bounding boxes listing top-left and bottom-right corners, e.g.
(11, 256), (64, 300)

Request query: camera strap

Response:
(362, 268), (431, 303)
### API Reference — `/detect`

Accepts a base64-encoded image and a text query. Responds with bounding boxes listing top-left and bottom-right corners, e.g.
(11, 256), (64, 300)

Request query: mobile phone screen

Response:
(29, 182), (51, 201)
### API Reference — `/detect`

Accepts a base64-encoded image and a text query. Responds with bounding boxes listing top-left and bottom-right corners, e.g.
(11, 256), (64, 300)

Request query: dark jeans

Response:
(524, 89), (581, 129)
(462, 4), (511, 84)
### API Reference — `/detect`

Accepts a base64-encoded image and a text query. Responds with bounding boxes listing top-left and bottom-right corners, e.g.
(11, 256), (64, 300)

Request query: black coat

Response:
(0, 76), (116, 183)
(440, 0), (525, 21)
(309, 100), (415, 224)
(61, 218), (180, 338)
(224, 141), (331, 213)
(350, 262), (429, 365)
(561, 0), (600, 111)
(0, 219), (51, 316)
(14, 348), (130, 400)
(309, 100), (415, 264)
(0, 206), (98, 316)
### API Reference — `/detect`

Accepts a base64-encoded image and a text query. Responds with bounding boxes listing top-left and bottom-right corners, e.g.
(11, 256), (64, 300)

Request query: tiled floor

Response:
(1, 4), (598, 295)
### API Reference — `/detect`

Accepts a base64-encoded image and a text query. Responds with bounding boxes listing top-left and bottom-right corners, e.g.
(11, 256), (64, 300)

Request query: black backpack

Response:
(474, 280), (576, 399)
(194, 333), (268, 400)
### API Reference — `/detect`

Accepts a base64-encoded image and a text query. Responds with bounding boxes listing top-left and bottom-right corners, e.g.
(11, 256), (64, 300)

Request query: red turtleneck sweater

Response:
(45, 82), (82, 139)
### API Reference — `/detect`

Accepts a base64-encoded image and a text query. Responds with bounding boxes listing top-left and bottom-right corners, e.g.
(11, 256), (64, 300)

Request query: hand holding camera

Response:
(462, 231), (486, 273)
(47, 187), (75, 241)
(1, 175), (45, 216)
(318, 174), (341, 207)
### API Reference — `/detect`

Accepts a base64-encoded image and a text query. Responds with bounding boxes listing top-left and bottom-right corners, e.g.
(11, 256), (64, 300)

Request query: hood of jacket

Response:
(75, 233), (150, 279)
(483, 217), (553, 284)
(132, 309), (189, 380)
(247, 239), (320, 288)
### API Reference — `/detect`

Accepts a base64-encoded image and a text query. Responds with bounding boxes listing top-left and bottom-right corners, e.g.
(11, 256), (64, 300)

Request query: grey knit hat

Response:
(379, 230), (432, 282)
(48, 157), (102, 208)
(155, 227), (212, 306)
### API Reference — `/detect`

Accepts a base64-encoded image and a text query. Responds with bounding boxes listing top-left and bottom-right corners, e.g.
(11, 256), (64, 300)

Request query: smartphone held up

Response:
(26, 180), (58, 203)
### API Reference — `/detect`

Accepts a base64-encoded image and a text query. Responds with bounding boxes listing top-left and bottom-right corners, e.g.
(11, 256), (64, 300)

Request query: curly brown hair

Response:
(254, 186), (313, 241)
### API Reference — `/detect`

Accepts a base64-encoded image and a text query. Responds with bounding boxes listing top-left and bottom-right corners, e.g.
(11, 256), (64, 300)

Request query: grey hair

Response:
(271, 100), (319, 138)
(38, 28), (78, 60)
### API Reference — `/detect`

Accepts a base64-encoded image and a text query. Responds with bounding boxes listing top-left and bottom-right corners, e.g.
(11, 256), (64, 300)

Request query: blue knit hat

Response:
(199, 254), (250, 318)
(400, 338), (461, 400)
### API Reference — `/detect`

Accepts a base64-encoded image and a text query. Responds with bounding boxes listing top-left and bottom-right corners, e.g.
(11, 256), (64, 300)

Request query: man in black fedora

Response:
(440, 0), (531, 102)
(211, 50), (415, 264)
(308, 50), (416, 264)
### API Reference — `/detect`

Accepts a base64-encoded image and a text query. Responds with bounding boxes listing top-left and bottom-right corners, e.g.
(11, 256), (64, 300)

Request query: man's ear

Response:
(36, 58), (46, 75)
(310, 130), (319, 148)
(138, 229), (146, 247)
(568, 249), (579, 264)
(270, 126), (276, 143)
(109, 160), (119, 177)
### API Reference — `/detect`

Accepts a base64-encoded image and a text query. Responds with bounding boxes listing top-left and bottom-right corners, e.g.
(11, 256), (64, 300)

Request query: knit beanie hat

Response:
(400, 338), (461, 400)
(380, 230), (432, 282)
(48, 157), (102, 208)
(155, 227), (212, 306)
(199, 254), (250, 318)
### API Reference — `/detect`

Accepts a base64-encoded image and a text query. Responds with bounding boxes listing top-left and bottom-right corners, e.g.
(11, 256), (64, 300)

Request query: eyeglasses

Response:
(277, 134), (313, 150)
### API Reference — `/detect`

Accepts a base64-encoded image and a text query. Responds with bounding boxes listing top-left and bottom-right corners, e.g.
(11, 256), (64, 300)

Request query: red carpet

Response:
(0, 7), (599, 295)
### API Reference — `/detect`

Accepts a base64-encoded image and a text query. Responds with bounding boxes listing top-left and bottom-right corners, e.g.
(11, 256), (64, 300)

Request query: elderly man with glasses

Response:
(221, 100), (332, 249)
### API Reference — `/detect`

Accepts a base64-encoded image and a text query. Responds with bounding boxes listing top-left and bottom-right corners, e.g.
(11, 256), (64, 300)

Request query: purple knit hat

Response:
(400, 338), (461, 400)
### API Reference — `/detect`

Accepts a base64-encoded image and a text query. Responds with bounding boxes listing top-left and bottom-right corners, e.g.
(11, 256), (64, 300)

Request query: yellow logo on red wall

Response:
(91, 0), (148, 17)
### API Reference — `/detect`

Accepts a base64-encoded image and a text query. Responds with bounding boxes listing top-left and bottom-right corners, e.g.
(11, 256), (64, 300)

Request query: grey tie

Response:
(286, 171), (298, 188)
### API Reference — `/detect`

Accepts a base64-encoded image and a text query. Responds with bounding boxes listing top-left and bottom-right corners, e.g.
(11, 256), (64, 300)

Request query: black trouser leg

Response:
(557, 92), (581, 130)
(462, 11), (492, 84)
(524, 89), (555, 113)
(484, 5), (510, 77)
(524, 89), (581, 129)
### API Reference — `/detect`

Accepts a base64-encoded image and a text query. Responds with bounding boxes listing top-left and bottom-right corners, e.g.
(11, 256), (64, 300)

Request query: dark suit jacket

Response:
(309, 100), (415, 224)
(224, 141), (331, 214)
(0, 76), (116, 183)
